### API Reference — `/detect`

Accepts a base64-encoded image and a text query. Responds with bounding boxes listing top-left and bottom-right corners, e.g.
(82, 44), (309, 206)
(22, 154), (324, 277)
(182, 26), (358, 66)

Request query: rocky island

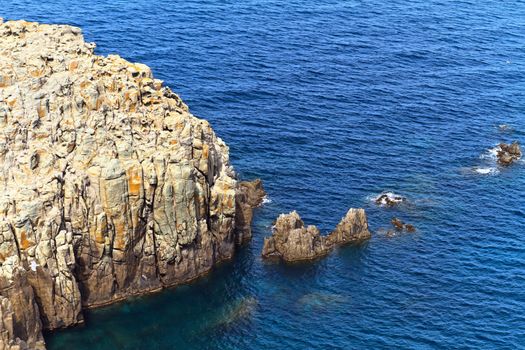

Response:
(262, 209), (371, 262)
(0, 19), (263, 349)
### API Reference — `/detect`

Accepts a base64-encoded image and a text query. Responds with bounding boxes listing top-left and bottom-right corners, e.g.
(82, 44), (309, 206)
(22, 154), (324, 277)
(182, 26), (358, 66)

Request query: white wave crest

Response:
(372, 192), (406, 207)
(479, 145), (501, 160)
(473, 167), (499, 175)
(261, 195), (272, 205)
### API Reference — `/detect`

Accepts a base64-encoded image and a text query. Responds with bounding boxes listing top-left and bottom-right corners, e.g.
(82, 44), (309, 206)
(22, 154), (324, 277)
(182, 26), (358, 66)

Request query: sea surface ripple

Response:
(3, 0), (525, 349)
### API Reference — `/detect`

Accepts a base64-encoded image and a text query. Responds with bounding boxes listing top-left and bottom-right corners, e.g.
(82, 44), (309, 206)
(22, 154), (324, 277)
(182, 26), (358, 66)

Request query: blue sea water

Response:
(3, 0), (525, 349)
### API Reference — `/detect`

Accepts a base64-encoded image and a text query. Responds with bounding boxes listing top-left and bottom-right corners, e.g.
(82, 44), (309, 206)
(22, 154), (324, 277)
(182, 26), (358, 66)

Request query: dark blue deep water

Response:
(3, 1), (525, 349)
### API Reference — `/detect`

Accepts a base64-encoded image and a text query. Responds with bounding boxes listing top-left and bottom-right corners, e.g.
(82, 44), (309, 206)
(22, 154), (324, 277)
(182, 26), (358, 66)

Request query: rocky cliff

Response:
(262, 209), (371, 262)
(0, 19), (260, 349)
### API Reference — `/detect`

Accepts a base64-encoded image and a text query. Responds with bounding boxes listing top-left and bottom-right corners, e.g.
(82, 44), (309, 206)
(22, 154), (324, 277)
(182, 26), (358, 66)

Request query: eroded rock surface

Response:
(262, 209), (371, 262)
(0, 20), (257, 348)
(234, 179), (266, 244)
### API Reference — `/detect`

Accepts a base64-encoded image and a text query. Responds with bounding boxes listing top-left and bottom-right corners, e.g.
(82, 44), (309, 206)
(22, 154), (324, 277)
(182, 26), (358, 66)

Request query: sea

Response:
(2, 0), (525, 349)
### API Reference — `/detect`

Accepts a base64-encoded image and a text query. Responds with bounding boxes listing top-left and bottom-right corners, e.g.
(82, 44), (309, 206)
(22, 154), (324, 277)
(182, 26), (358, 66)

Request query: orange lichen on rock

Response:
(68, 60), (79, 71)
(20, 230), (31, 250)
(127, 169), (142, 196)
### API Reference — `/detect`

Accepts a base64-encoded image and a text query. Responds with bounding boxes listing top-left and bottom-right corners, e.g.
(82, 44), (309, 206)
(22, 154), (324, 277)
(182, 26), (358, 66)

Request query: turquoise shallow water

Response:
(3, 0), (525, 349)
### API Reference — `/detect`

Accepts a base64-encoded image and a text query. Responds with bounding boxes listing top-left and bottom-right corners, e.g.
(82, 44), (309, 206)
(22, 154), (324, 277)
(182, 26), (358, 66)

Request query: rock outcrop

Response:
(374, 192), (405, 207)
(262, 209), (371, 262)
(0, 20), (259, 348)
(234, 179), (266, 244)
(497, 142), (521, 166)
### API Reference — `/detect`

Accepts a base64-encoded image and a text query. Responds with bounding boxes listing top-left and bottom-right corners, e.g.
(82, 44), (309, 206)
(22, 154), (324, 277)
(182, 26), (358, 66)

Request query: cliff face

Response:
(0, 19), (256, 349)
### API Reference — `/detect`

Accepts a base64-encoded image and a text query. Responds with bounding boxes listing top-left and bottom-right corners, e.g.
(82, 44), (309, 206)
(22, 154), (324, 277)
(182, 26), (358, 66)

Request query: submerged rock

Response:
(0, 20), (259, 348)
(497, 142), (521, 166)
(498, 124), (513, 133)
(390, 218), (416, 233)
(386, 230), (397, 238)
(262, 209), (371, 262)
(297, 292), (348, 311)
(405, 224), (416, 232)
(391, 217), (404, 230)
(214, 296), (258, 328)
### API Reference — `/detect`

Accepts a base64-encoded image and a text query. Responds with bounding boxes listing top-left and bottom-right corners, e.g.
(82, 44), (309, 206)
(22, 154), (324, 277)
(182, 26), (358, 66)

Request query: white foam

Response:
(372, 192), (406, 206)
(474, 167), (499, 175)
(261, 195), (272, 205)
(480, 145), (501, 160)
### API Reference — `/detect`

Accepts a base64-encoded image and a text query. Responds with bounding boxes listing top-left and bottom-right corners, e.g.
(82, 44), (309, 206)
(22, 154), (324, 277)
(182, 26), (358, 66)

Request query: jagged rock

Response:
(0, 20), (257, 348)
(234, 179), (266, 244)
(262, 209), (371, 262)
(262, 211), (326, 261)
(0, 257), (45, 350)
(326, 208), (372, 246)
(497, 142), (521, 166)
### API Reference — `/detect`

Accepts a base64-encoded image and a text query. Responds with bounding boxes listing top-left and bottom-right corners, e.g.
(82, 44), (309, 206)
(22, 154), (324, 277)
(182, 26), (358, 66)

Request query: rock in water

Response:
(262, 211), (326, 261)
(389, 218), (416, 233)
(235, 179), (266, 244)
(497, 141), (521, 166)
(327, 208), (372, 244)
(0, 20), (257, 348)
(391, 217), (405, 230)
(374, 192), (406, 207)
(405, 224), (416, 232)
(262, 209), (371, 262)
